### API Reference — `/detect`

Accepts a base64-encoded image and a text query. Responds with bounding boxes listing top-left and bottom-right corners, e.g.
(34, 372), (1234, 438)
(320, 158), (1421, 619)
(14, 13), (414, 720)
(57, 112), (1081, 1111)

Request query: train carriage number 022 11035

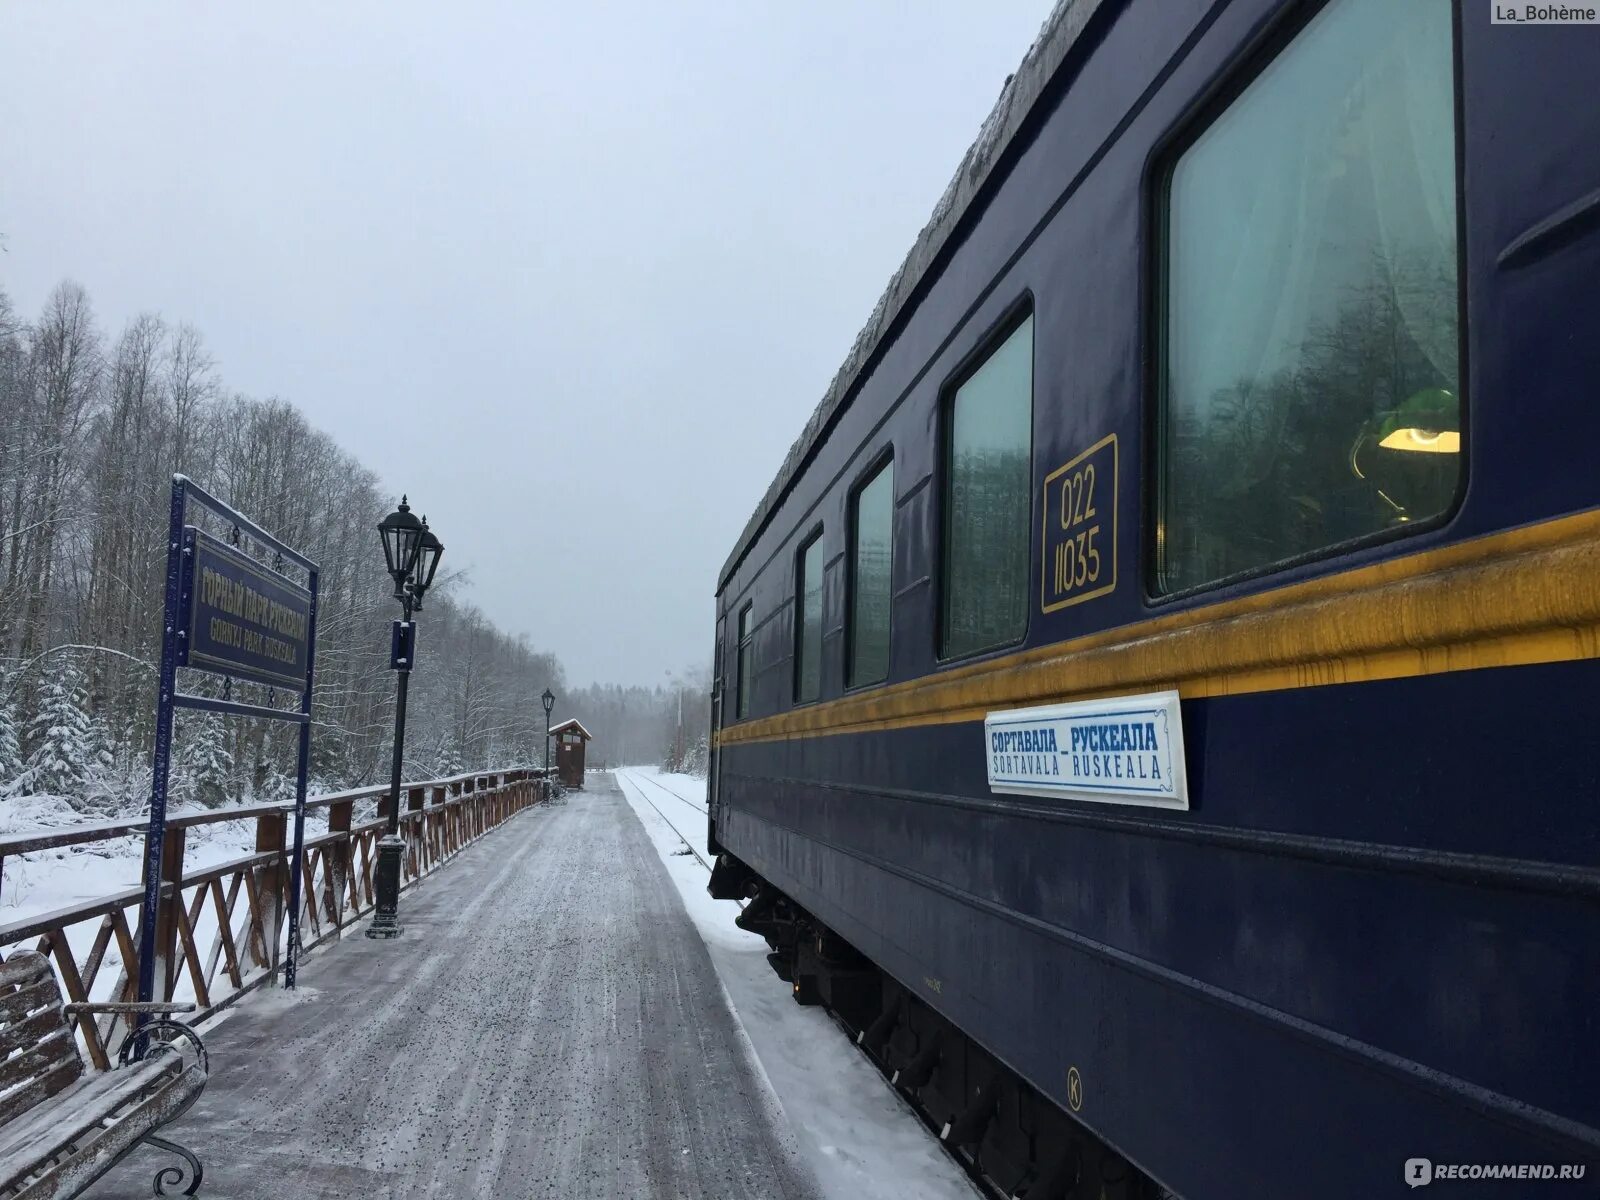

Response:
(1043, 433), (1118, 613)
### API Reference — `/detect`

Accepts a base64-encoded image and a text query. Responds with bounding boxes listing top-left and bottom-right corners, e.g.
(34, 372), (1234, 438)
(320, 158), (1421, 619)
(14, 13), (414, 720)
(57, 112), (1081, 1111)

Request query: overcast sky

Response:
(1, 1), (1053, 688)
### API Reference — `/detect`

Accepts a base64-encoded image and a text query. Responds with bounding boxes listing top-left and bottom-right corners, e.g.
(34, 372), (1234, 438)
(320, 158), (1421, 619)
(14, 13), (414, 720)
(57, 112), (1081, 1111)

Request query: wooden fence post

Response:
(328, 799), (353, 931)
(153, 825), (186, 1001)
(255, 812), (286, 981)
(406, 786), (425, 878)
(430, 786), (446, 867)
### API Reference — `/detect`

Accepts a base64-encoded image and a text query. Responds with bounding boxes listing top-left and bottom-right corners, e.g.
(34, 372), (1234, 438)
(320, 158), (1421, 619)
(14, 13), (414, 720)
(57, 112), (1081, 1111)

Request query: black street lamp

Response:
(378, 497), (424, 600)
(541, 687), (555, 776)
(368, 498), (444, 940)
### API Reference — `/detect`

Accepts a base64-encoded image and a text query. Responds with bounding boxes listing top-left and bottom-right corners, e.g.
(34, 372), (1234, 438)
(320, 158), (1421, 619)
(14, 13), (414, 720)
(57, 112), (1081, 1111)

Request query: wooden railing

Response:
(0, 767), (551, 1068)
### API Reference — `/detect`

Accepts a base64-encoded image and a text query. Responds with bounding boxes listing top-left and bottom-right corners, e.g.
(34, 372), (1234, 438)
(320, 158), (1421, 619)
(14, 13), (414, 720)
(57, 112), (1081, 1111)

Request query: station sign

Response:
(178, 527), (314, 690)
(985, 689), (1189, 810)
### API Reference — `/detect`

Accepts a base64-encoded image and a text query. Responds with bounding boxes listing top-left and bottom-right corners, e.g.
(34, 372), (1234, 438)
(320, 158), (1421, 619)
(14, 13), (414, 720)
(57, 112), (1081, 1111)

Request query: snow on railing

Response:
(0, 767), (554, 1068)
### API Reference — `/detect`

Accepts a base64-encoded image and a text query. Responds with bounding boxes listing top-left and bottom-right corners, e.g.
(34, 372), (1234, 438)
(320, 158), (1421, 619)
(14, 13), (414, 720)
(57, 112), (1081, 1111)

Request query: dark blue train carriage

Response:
(705, 0), (1600, 1195)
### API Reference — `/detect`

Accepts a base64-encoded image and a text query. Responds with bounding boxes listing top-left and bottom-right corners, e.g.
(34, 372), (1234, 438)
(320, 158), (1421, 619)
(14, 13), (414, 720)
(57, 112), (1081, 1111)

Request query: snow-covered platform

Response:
(84, 776), (821, 1199)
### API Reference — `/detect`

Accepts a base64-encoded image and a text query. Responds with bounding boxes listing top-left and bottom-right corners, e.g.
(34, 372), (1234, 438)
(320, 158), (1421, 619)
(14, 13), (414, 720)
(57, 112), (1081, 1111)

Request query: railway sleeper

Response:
(734, 878), (1166, 1199)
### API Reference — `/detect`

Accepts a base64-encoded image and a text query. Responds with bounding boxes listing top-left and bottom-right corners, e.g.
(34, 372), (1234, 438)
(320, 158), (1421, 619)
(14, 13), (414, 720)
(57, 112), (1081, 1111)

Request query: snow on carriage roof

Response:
(717, 0), (1106, 592)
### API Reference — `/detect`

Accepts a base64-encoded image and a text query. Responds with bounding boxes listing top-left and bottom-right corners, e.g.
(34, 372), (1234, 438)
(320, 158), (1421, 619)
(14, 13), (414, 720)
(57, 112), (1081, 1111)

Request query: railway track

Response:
(615, 768), (714, 873)
(628, 769), (708, 815)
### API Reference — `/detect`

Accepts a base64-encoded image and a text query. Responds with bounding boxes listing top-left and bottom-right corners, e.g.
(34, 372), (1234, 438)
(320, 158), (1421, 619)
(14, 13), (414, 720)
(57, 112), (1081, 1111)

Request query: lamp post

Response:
(368, 498), (443, 940)
(665, 669), (685, 769)
(541, 687), (555, 778)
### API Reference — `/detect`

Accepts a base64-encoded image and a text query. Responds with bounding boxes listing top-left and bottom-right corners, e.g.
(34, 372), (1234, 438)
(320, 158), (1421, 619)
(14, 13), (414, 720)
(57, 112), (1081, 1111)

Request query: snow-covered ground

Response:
(5, 766), (981, 1196)
(614, 766), (980, 1200)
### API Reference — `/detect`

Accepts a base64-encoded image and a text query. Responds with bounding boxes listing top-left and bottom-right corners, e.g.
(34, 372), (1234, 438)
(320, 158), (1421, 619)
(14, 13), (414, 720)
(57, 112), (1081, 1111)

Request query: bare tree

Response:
(0, 278), (582, 809)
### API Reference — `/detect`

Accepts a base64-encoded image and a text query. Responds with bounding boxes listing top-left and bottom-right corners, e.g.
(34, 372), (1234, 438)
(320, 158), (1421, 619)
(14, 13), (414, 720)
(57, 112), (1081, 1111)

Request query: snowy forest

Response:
(565, 676), (712, 777)
(0, 279), (707, 818)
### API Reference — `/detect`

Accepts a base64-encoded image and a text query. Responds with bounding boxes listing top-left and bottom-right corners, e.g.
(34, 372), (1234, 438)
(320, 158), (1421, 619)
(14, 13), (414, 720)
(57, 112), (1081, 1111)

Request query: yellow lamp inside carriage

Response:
(1349, 388), (1460, 522)
(1373, 388), (1460, 454)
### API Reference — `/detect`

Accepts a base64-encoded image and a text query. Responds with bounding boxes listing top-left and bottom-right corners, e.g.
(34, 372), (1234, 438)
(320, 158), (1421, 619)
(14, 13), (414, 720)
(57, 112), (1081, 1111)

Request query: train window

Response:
(941, 313), (1033, 659)
(794, 532), (824, 704)
(847, 458), (894, 687)
(736, 602), (753, 720)
(1156, 0), (1461, 595)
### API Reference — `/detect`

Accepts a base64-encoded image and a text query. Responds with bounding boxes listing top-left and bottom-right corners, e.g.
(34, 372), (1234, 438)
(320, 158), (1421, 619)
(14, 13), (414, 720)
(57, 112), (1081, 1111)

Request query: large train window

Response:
(794, 531), (824, 704)
(847, 456), (894, 687)
(941, 312), (1033, 659)
(1155, 0), (1461, 596)
(736, 602), (753, 720)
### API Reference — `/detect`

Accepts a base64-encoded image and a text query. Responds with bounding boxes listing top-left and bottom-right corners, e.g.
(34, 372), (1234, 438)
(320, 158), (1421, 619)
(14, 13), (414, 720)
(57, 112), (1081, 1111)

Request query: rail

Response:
(0, 767), (554, 1069)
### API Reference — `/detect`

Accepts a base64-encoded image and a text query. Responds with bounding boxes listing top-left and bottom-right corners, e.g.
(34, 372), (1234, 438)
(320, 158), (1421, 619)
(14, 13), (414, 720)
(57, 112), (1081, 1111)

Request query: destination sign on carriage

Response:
(985, 690), (1188, 810)
(178, 527), (313, 691)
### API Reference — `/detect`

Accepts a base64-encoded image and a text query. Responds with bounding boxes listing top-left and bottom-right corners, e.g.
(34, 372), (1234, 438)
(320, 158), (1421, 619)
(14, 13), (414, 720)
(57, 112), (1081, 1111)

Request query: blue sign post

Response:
(140, 475), (320, 1009)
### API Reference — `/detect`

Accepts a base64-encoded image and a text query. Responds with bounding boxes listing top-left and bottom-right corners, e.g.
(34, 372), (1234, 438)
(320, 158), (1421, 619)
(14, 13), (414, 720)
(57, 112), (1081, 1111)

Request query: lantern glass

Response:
(541, 688), (555, 716)
(378, 498), (424, 586)
(413, 524), (443, 596)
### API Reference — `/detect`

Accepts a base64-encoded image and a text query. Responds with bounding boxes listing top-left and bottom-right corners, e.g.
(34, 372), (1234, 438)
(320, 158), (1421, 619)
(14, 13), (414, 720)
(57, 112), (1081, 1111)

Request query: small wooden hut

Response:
(550, 719), (593, 789)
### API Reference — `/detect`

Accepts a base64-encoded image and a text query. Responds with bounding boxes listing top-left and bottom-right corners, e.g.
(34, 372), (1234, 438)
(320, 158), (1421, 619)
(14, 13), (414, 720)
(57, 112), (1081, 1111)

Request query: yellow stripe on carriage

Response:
(715, 508), (1600, 746)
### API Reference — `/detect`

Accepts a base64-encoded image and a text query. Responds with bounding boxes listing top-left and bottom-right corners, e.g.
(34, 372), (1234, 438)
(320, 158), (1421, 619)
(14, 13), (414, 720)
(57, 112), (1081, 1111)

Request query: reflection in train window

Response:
(1157, 0), (1461, 595)
(795, 532), (824, 704)
(736, 602), (753, 720)
(942, 314), (1033, 658)
(848, 458), (894, 687)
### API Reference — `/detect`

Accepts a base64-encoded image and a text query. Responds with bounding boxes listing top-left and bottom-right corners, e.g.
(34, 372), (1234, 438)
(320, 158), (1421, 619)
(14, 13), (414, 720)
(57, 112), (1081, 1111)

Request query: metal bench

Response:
(0, 951), (209, 1198)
